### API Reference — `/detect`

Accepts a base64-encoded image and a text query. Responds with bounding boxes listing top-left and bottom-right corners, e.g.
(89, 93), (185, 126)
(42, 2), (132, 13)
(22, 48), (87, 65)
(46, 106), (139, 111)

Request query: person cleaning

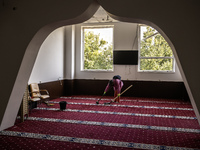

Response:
(104, 75), (123, 103)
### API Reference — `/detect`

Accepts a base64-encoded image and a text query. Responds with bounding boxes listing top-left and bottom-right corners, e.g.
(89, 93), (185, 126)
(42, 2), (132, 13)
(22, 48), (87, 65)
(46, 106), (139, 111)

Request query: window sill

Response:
(81, 69), (114, 72)
(138, 70), (175, 74)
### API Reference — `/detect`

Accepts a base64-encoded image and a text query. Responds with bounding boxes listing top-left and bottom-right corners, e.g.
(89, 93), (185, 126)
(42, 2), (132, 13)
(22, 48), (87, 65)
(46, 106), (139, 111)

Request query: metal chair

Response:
(29, 83), (50, 105)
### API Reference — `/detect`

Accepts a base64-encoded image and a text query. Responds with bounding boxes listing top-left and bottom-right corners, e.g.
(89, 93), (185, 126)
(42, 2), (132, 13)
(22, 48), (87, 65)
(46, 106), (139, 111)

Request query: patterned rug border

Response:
(19, 117), (200, 133)
(61, 97), (190, 105)
(35, 107), (197, 120)
(0, 131), (197, 150)
(51, 101), (193, 111)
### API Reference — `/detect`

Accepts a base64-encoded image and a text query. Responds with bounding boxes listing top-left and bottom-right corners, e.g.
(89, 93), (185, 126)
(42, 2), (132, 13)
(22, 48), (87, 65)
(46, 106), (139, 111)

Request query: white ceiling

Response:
(84, 6), (118, 23)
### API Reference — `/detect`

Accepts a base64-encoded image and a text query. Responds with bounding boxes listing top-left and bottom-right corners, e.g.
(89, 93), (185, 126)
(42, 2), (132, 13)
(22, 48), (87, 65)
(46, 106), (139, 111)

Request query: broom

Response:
(96, 94), (105, 104)
(104, 85), (133, 105)
(96, 85), (112, 104)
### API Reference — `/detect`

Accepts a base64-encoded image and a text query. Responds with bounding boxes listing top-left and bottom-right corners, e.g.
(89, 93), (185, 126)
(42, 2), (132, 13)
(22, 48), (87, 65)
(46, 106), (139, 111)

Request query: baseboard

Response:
(38, 79), (189, 100)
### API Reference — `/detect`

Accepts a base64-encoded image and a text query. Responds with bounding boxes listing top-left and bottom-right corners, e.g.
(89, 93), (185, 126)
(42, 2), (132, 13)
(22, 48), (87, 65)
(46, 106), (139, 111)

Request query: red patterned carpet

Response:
(0, 96), (200, 150)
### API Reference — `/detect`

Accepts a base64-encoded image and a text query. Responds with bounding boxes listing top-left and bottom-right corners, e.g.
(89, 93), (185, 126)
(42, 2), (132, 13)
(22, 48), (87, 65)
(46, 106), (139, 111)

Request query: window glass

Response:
(140, 58), (173, 71)
(139, 25), (174, 72)
(82, 26), (113, 71)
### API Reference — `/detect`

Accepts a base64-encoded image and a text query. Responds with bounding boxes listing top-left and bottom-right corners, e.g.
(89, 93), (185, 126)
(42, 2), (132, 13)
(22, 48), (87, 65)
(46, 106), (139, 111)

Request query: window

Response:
(138, 25), (175, 72)
(82, 26), (113, 71)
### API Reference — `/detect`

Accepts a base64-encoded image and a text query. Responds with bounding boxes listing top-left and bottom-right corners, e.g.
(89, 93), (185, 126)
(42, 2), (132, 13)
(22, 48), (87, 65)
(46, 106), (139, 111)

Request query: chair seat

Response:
(41, 95), (50, 99)
(30, 97), (41, 102)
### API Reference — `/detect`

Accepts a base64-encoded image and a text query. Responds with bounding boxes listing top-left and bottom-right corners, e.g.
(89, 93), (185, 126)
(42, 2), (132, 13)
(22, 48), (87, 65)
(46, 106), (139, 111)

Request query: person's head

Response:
(109, 80), (114, 86)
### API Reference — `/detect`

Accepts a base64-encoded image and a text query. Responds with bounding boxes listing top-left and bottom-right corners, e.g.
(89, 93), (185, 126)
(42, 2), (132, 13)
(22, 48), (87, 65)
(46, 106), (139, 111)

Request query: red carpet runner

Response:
(0, 96), (200, 150)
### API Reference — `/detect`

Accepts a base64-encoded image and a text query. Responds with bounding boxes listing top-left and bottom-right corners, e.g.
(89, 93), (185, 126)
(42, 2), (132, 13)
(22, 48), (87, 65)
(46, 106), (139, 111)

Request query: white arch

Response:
(0, 0), (100, 131)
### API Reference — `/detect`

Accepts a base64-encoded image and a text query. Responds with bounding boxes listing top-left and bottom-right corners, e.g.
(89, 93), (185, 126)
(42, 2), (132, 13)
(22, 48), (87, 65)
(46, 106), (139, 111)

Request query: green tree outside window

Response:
(139, 26), (174, 71)
(83, 27), (113, 70)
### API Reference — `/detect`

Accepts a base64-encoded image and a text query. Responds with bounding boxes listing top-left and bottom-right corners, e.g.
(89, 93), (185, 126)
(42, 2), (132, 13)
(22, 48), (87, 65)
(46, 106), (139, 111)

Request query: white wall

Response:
(64, 25), (76, 80)
(75, 22), (183, 81)
(29, 27), (65, 84)
(29, 21), (182, 83)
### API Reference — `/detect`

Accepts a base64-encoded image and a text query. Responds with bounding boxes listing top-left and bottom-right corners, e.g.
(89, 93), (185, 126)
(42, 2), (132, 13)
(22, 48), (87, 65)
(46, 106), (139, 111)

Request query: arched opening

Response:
(0, 0), (100, 131)
(0, 0), (199, 149)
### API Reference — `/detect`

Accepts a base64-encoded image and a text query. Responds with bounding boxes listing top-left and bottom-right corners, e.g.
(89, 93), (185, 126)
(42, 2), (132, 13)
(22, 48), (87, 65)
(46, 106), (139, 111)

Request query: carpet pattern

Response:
(0, 96), (200, 150)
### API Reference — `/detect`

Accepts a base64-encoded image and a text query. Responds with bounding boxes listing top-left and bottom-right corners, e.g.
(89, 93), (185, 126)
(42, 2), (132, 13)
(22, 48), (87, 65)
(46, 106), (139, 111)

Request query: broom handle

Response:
(98, 94), (104, 102)
(112, 85), (133, 102)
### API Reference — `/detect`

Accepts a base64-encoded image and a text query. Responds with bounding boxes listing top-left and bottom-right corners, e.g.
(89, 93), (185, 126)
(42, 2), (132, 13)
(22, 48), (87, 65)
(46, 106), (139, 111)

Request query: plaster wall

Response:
(75, 22), (182, 81)
(0, 0), (199, 130)
(29, 27), (65, 84)
(0, 0), (98, 130)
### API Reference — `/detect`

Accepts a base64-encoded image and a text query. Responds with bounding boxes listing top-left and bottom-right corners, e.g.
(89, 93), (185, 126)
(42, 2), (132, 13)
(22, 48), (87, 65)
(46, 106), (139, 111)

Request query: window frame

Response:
(138, 25), (175, 73)
(81, 25), (114, 72)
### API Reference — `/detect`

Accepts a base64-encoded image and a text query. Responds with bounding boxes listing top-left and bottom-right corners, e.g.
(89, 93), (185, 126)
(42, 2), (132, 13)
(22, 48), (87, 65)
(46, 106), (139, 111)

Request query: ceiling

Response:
(84, 6), (118, 23)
